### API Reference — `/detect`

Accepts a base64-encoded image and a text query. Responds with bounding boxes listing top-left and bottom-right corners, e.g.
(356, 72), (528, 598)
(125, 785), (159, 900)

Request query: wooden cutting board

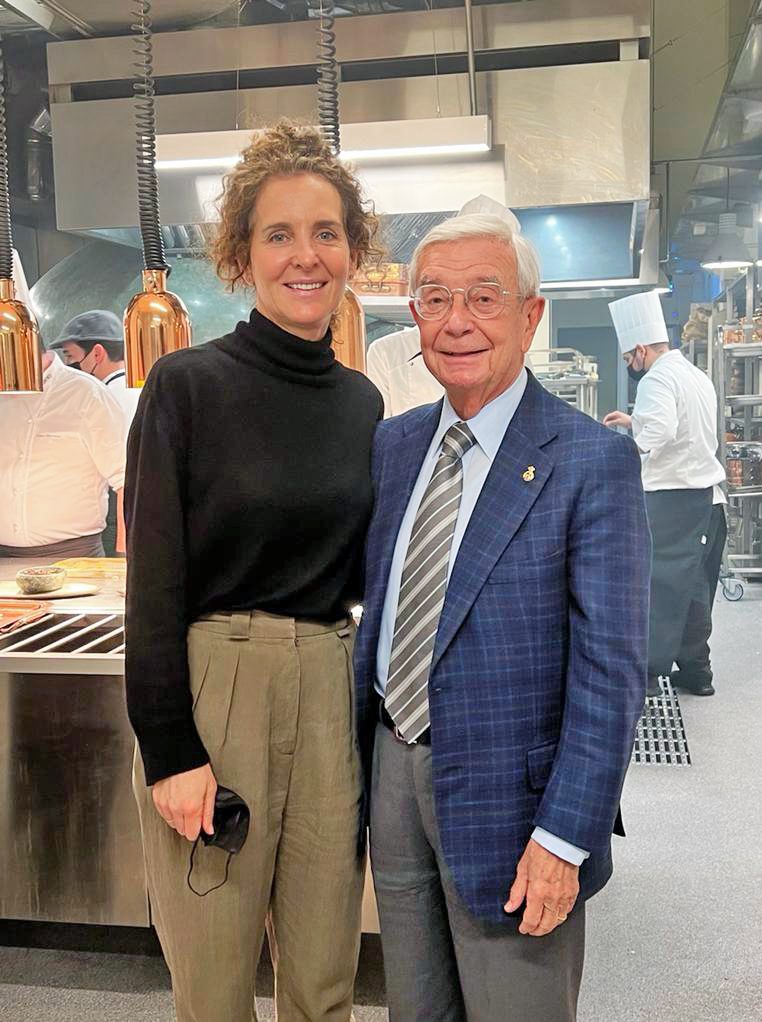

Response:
(53, 558), (126, 580)
(0, 582), (100, 600)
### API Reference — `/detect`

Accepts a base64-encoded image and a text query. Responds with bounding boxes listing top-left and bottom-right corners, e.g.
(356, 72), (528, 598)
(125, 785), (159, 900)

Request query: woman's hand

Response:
(152, 764), (217, 842)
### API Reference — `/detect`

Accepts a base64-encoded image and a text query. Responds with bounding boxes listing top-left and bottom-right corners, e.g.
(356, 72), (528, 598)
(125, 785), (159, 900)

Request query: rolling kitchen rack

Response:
(711, 267), (762, 592)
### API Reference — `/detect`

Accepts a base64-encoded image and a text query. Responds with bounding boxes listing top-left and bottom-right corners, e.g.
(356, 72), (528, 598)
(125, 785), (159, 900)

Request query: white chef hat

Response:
(457, 194), (522, 233)
(608, 291), (669, 354)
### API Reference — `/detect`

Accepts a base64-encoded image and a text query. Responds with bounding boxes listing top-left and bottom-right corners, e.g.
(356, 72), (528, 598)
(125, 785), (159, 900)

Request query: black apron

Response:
(0, 534), (105, 560)
(645, 487), (713, 678)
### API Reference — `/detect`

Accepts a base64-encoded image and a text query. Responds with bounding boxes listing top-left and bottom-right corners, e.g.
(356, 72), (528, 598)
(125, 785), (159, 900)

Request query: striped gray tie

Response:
(384, 421), (476, 742)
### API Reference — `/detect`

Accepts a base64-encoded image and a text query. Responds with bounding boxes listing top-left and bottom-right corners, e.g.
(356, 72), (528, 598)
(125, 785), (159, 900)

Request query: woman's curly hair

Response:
(212, 120), (383, 290)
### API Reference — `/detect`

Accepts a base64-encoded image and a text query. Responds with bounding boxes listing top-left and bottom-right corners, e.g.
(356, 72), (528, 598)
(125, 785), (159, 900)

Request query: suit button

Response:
(433, 687), (442, 693)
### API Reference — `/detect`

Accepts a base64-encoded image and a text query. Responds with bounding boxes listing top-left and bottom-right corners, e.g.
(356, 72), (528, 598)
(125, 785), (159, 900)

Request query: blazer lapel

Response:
(431, 378), (558, 673)
(366, 401), (442, 631)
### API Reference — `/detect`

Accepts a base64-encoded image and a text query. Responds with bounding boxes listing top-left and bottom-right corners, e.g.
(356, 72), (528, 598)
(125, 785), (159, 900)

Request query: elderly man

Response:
(366, 196), (529, 418)
(354, 214), (650, 1021)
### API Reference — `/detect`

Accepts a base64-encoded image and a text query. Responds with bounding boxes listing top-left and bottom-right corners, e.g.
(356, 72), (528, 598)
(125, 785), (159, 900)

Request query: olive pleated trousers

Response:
(133, 610), (364, 1022)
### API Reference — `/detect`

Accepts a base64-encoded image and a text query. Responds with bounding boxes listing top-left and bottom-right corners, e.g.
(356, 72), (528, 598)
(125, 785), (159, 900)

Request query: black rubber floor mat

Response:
(632, 678), (691, 765)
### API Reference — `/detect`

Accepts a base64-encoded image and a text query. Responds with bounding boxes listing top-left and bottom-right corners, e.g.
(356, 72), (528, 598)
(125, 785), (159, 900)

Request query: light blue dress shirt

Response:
(375, 367), (589, 867)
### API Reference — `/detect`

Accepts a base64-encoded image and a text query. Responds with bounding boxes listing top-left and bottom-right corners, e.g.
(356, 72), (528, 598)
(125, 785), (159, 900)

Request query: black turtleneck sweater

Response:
(124, 310), (383, 785)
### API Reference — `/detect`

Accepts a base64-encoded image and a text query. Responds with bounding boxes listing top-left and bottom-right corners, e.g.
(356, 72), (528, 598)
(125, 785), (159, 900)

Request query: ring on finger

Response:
(543, 903), (567, 921)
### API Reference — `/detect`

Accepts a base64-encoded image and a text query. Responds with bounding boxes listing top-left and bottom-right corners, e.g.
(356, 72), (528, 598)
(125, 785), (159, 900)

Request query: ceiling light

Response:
(339, 142), (489, 162)
(542, 278), (643, 290)
(700, 234), (753, 270)
(700, 195), (753, 270)
(156, 116), (492, 170)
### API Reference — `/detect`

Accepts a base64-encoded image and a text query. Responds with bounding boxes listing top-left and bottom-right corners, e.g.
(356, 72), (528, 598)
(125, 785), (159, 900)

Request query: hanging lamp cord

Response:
(0, 41), (14, 279)
(132, 0), (169, 272)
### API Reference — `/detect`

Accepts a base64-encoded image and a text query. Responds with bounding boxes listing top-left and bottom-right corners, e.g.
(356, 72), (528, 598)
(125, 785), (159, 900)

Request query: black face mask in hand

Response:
(187, 786), (250, 897)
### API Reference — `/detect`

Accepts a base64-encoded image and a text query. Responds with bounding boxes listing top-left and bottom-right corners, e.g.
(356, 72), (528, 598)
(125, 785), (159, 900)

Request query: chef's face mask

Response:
(625, 347), (647, 383)
(186, 786), (250, 897)
(66, 345), (97, 376)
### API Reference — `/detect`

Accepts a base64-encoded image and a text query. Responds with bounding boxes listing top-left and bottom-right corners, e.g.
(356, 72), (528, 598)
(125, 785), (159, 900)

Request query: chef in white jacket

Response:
(605, 291), (726, 699)
(367, 196), (532, 417)
(366, 324), (443, 417)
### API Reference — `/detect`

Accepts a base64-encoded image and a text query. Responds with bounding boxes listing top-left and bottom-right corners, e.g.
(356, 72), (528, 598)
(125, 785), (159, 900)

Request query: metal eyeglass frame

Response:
(411, 282), (526, 320)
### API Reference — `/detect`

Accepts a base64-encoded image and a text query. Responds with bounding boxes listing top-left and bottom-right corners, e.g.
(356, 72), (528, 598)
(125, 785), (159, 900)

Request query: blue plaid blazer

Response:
(354, 373), (650, 924)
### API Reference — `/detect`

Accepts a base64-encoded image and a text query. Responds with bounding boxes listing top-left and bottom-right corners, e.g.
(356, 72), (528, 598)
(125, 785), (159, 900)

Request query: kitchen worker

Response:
(605, 291), (726, 698)
(52, 310), (140, 428)
(0, 339), (127, 559)
(367, 195), (533, 417)
(366, 323), (444, 417)
(52, 310), (139, 555)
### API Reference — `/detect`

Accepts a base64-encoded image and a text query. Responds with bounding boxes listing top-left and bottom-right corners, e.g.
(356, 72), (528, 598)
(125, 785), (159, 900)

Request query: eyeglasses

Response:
(412, 282), (525, 320)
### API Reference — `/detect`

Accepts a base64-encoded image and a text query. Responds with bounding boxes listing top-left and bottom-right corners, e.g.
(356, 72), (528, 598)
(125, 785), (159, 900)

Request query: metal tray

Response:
(0, 609), (125, 675)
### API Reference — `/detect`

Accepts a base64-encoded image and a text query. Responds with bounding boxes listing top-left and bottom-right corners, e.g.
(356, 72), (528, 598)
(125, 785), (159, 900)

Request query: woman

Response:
(124, 121), (383, 1022)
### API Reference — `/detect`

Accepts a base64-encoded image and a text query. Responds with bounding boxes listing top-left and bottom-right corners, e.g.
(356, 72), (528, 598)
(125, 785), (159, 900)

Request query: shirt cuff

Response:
(531, 827), (590, 866)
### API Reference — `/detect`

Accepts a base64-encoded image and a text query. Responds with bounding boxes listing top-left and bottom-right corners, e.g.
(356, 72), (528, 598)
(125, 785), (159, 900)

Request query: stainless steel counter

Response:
(0, 557), (148, 926)
(0, 558), (380, 932)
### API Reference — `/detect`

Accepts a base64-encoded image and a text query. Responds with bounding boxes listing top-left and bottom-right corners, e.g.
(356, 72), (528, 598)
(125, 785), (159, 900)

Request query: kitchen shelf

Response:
(723, 342), (762, 355)
(359, 295), (413, 321)
(713, 273), (762, 588)
(726, 394), (762, 407)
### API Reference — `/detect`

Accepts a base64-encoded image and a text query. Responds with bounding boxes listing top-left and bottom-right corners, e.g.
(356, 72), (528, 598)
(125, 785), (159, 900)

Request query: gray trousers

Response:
(370, 723), (585, 1022)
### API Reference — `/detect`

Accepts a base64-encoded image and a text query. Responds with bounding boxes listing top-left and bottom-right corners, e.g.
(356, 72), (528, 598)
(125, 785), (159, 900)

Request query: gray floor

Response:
(1, 591), (760, 1021)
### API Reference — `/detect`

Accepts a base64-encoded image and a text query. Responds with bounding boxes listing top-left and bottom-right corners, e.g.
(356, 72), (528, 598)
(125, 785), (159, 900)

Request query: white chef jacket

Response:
(632, 349), (725, 501)
(0, 353), (127, 546)
(103, 368), (140, 428)
(366, 327), (444, 417)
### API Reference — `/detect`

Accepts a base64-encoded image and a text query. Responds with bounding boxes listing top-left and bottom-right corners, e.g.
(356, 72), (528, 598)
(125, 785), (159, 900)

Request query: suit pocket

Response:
(487, 548), (565, 584)
(526, 740), (558, 791)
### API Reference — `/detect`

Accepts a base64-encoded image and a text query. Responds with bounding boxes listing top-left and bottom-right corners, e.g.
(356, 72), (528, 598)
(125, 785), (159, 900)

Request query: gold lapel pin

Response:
(522, 465), (536, 482)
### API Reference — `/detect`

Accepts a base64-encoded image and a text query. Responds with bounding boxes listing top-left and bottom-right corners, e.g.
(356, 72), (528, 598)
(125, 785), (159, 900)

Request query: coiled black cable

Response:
(0, 43), (14, 281)
(316, 0), (341, 155)
(132, 0), (168, 272)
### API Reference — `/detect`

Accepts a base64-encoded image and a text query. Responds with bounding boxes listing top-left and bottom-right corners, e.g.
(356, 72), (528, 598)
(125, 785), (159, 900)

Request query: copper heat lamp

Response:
(124, 1), (190, 387)
(0, 43), (41, 394)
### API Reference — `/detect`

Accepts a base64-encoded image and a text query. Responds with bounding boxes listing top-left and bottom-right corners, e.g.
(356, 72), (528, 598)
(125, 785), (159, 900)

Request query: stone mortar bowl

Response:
(16, 565), (67, 595)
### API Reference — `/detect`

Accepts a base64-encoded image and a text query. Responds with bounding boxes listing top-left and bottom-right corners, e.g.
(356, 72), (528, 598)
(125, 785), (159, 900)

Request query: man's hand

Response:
(504, 838), (580, 936)
(152, 763), (217, 842)
(602, 411), (632, 430)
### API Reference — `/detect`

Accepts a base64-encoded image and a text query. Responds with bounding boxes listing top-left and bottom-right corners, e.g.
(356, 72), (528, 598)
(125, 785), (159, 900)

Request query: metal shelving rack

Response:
(711, 268), (762, 585)
(530, 348), (599, 420)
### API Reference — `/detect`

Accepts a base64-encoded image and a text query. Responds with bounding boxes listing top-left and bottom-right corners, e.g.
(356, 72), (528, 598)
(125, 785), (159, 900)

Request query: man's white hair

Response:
(409, 213), (541, 297)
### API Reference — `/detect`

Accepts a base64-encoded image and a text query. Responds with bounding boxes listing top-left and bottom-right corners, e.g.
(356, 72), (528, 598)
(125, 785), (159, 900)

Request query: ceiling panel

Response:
(0, 0), (235, 35)
(50, 1), (233, 31)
